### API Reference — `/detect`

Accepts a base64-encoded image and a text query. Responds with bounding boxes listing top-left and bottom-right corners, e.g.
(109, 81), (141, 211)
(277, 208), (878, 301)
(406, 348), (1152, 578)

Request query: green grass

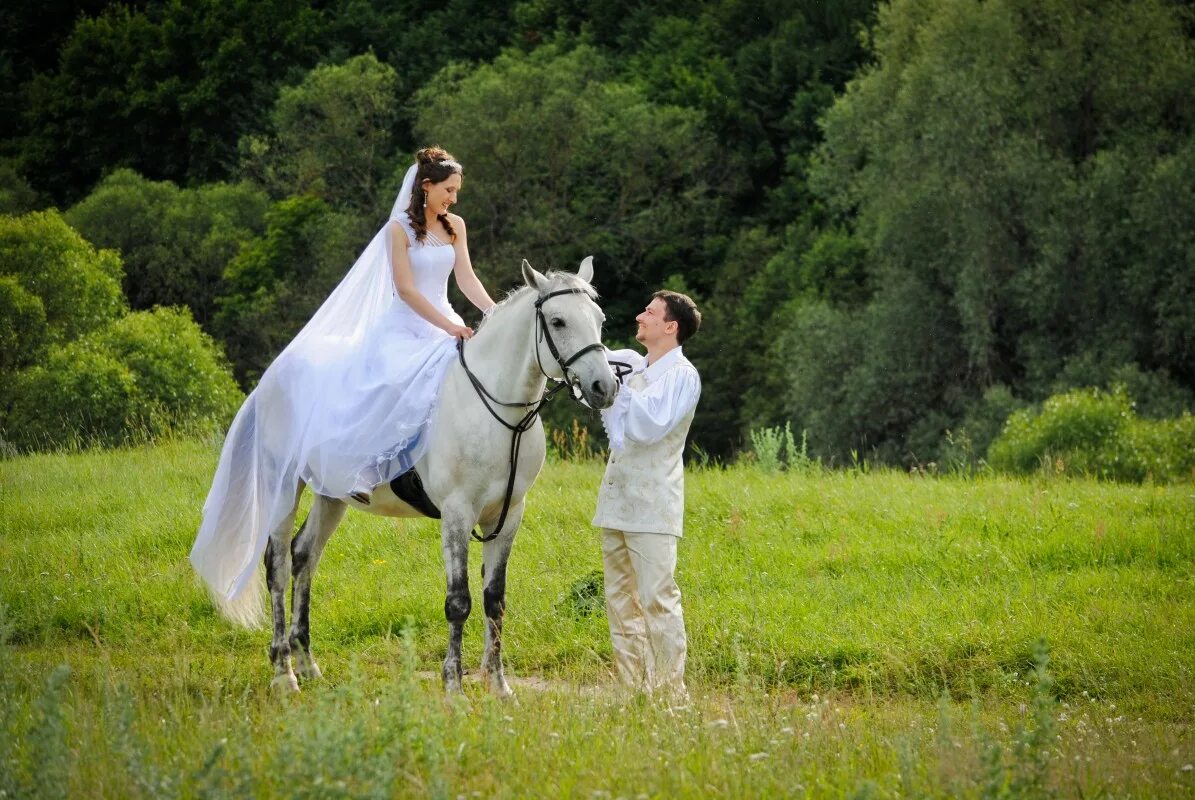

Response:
(1, 440), (1193, 797)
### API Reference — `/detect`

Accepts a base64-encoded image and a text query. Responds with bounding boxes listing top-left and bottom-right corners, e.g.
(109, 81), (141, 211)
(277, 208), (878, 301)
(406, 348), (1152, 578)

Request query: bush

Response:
(1118, 414), (1195, 483)
(987, 387), (1195, 482)
(2, 344), (139, 451)
(94, 307), (243, 427)
(1, 308), (243, 453)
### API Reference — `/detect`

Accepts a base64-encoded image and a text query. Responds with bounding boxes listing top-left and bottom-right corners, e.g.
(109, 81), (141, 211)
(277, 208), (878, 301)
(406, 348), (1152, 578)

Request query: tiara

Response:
(436, 159), (463, 172)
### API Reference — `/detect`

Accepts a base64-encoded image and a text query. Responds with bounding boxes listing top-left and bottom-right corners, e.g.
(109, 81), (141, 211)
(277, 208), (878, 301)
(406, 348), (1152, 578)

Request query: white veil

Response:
(190, 164), (424, 620)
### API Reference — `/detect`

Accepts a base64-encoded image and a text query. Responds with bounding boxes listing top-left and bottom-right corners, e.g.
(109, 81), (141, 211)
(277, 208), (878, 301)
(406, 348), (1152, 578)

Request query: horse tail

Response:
(211, 571), (266, 629)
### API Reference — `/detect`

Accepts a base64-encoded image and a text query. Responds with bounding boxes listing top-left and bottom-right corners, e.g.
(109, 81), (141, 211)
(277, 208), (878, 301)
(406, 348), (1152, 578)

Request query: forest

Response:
(3, 0), (1194, 471)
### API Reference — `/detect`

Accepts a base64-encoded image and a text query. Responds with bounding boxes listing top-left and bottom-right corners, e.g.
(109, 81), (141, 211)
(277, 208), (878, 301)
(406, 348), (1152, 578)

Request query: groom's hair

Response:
(653, 290), (701, 345)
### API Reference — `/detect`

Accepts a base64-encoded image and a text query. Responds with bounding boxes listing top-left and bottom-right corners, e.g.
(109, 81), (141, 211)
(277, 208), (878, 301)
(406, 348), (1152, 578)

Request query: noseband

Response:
(456, 286), (604, 542)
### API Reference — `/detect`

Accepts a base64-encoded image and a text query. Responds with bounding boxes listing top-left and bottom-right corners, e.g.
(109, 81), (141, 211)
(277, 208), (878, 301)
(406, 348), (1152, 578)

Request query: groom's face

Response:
(635, 298), (676, 346)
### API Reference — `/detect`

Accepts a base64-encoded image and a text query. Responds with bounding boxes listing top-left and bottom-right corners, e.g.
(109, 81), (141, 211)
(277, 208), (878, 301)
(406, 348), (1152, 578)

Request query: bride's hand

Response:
(448, 324), (474, 340)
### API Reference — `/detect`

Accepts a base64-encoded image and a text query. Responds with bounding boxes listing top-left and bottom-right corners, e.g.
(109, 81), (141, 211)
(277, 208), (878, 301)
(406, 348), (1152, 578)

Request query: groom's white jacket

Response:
(593, 346), (701, 536)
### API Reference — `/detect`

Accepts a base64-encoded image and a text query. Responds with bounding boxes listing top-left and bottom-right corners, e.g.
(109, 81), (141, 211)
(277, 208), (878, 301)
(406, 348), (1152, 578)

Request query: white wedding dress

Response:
(191, 164), (463, 603)
(282, 224), (462, 495)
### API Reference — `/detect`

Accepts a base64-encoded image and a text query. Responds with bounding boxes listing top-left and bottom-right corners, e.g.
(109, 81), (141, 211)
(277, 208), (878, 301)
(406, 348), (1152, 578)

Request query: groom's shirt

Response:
(593, 346), (701, 536)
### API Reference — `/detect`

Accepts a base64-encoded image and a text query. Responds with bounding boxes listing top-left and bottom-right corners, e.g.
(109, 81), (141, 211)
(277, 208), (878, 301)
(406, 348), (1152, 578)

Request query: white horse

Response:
(246, 258), (617, 696)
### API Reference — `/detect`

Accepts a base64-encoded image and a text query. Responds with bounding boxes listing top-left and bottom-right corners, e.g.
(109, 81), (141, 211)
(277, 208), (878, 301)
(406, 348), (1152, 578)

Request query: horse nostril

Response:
(591, 380), (605, 397)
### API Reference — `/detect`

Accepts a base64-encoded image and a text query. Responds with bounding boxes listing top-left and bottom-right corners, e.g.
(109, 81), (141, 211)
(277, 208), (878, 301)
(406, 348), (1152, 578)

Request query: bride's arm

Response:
(390, 222), (474, 339)
(448, 216), (497, 313)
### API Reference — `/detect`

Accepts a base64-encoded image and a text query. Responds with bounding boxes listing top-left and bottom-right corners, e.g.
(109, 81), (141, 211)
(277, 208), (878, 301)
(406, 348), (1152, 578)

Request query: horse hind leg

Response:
(288, 494), (347, 682)
(266, 482), (306, 693)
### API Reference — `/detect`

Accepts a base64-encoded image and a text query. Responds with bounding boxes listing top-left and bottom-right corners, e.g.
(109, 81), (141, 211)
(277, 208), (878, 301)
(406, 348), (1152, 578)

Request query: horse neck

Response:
(464, 291), (547, 407)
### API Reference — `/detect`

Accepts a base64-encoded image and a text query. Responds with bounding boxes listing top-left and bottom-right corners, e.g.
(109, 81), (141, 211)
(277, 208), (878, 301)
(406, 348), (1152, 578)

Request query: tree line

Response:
(2, 0), (1193, 467)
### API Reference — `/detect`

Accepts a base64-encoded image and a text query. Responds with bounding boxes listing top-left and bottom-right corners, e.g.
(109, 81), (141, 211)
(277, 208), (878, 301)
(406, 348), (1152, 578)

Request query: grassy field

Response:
(1, 439), (1193, 798)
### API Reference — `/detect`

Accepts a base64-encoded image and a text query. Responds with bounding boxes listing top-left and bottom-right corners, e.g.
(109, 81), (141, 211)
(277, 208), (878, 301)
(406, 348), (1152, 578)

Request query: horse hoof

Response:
(296, 659), (323, 681)
(488, 678), (515, 700)
(271, 673), (300, 694)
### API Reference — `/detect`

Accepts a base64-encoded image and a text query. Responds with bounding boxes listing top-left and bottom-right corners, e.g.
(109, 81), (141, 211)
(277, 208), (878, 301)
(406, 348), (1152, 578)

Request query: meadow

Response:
(1, 439), (1193, 798)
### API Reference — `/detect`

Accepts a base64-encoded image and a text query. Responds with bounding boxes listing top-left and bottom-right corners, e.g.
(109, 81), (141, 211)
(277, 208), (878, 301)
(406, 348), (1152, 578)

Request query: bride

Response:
(192, 146), (495, 602)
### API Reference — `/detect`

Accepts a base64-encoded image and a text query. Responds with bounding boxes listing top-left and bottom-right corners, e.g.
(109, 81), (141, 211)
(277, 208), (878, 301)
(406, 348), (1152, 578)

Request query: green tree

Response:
(413, 45), (728, 323)
(553, 1), (878, 456)
(0, 0), (116, 147)
(65, 169), (268, 326)
(214, 195), (366, 386)
(239, 53), (401, 215)
(789, 0), (1195, 463)
(326, 0), (516, 129)
(0, 161), (41, 215)
(17, 0), (326, 202)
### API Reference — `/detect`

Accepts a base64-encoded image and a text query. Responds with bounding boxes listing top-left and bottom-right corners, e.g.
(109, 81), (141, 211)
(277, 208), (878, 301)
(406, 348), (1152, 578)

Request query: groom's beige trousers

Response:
(601, 528), (686, 693)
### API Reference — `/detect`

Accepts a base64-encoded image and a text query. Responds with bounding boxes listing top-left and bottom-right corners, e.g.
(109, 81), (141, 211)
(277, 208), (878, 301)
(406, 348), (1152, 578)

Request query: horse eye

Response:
(551, 317), (566, 329)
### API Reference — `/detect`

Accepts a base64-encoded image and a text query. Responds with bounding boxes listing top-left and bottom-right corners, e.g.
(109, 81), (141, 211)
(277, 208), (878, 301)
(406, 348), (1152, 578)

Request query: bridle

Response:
(531, 289), (607, 392)
(456, 287), (605, 542)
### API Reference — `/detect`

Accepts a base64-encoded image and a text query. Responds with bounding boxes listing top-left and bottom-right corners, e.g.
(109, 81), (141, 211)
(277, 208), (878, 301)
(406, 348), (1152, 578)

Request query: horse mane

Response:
(476, 270), (598, 332)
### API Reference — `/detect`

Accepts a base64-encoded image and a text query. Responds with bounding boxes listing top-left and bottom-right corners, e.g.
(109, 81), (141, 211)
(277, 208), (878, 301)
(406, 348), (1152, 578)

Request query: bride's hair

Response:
(407, 146), (462, 243)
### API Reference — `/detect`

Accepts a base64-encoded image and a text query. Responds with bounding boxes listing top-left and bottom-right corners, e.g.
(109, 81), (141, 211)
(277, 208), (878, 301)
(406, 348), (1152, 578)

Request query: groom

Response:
(594, 290), (701, 696)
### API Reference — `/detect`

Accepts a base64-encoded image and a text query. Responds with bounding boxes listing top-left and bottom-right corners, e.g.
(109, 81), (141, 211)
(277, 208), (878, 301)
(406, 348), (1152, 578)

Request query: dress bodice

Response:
(405, 233), (456, 311)
(388, 225), (461, 337)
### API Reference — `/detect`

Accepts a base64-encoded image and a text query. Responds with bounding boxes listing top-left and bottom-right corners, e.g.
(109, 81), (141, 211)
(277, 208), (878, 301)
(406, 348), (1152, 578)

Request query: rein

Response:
(456, 287), (604, 543)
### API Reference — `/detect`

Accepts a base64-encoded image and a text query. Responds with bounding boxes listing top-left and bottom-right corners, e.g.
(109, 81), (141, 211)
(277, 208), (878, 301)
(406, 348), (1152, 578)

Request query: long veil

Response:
(190, 165), (422, 620)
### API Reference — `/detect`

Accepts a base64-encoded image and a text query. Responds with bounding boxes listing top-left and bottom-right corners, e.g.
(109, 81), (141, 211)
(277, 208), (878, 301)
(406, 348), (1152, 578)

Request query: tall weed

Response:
(748, 422), (816, 473)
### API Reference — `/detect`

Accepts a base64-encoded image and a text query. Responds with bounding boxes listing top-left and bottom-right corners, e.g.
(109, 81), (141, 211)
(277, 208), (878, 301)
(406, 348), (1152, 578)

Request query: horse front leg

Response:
(440, 509), (473, 693)
(289, 495), (347, 682)
(480, 503), (523, 699)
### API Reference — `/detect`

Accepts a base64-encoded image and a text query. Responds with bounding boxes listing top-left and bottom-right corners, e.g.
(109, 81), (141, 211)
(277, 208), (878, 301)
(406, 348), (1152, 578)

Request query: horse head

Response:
(521, 256), (618, 410)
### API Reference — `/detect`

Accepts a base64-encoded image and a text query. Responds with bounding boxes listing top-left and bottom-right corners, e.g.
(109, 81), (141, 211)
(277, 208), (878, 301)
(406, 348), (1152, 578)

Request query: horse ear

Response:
(577, 255), (594, 283)
(521, 259), (548, 291)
